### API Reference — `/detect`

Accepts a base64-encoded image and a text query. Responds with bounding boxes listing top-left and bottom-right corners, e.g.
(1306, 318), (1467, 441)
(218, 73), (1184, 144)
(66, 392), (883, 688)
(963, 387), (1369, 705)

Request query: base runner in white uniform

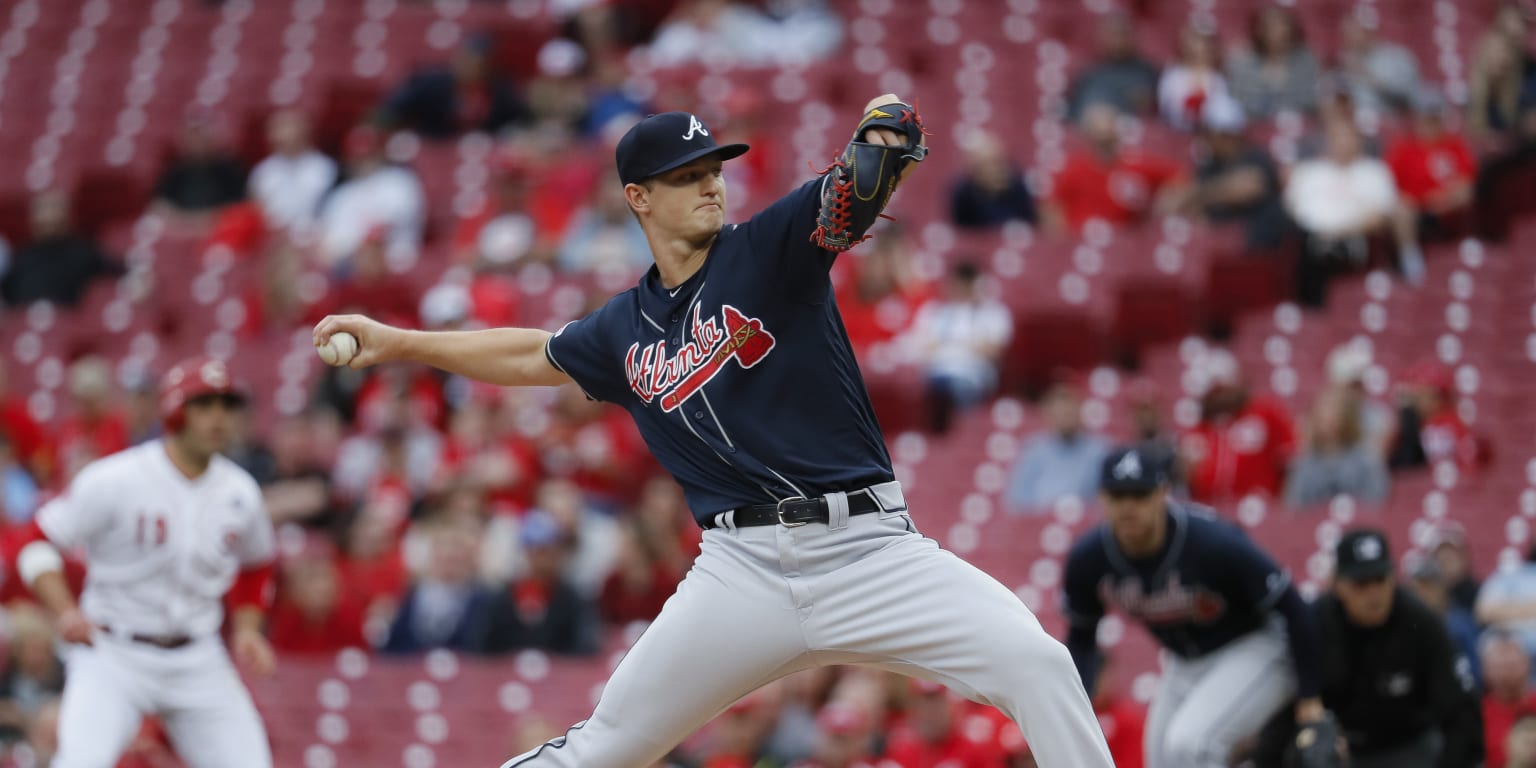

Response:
(20, 357), (277, 768)
(314, 96), (1115, 767)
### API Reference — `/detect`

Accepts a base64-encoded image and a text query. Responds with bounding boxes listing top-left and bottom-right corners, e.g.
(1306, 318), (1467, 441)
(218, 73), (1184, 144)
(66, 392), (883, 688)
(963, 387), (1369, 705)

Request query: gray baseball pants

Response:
(1145, 622), (1298, 768)
(501, 500), (1114, 768)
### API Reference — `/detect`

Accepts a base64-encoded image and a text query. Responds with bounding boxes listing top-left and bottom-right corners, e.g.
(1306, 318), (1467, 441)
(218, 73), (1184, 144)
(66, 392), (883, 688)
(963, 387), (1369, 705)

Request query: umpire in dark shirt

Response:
(1317, 529), (1483, 768)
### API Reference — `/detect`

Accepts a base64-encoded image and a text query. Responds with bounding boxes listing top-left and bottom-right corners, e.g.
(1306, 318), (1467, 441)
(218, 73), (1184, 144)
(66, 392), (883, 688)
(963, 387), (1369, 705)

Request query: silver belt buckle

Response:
(776, 496), (811, 527)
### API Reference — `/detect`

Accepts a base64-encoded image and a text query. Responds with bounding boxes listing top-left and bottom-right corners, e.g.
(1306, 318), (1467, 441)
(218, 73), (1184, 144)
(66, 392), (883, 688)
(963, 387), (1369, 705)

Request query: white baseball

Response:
(317, 332), (359, 367)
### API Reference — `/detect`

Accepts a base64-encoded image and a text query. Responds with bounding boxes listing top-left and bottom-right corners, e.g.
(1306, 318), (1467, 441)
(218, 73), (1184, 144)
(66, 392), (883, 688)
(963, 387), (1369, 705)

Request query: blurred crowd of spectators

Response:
(948, 3), (1536, 305)
(0, 0), (1530, 766)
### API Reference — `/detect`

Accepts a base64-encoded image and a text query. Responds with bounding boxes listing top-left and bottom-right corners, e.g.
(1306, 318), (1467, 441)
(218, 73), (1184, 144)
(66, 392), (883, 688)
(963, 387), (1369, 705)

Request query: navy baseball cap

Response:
(1335, 529), (1393, 582)
(615, 112), (749, 186)
(1099, 444), (1170, 497)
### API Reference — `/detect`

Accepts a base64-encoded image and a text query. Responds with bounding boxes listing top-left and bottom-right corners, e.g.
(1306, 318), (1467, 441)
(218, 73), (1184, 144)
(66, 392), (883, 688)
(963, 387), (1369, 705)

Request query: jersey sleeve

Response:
(544, 300), (630, 404)
(737, 178), (837, 278)
(1212, 523), (1291, 611)
(35, 463), (115, 551)
(235, 477), (276, 566)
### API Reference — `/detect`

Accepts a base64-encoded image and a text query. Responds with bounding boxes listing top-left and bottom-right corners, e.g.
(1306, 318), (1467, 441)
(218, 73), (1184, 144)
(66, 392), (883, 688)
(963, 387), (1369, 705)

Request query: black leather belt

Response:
(97, 625), (193, 649)
(132, 633), (193, 650)
(708, 492), (883, 529)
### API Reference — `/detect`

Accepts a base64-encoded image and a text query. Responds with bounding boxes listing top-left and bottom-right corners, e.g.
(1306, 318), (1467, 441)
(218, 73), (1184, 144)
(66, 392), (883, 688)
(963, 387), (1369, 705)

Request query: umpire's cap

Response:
(1099, 443), (1171, 497)
(1335, 529), (1393, 582)
(615, 112), (749, 185)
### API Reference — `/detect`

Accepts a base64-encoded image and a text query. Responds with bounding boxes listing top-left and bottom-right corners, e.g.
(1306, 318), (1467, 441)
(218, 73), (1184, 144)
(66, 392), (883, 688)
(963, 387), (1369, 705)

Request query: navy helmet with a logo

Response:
(615, 112), (750, 186)
(1099, 443), (1171, 497)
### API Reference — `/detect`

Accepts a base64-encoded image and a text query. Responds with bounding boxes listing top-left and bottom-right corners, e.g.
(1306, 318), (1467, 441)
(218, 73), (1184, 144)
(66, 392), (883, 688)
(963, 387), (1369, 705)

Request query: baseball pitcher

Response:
(315, 96), (1115, 767)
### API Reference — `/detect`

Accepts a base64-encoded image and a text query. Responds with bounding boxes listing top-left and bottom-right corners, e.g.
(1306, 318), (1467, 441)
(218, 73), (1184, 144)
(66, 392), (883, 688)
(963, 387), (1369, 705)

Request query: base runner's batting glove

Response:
(811, 100), (929, 252)
(1288, 712), (1349, 768)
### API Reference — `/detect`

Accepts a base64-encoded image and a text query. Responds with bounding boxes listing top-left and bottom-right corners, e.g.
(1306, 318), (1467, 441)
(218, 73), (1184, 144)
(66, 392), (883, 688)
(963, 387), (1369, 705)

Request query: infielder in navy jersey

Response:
(1063, 444), (1328, 768)
(315, 98), (1115, 767)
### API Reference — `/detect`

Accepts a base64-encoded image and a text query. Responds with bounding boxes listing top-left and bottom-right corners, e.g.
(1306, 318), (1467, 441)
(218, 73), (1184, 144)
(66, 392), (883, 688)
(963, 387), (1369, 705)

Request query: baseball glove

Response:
(1287, 713), (1349, 768)
(811, 100), (929, 252)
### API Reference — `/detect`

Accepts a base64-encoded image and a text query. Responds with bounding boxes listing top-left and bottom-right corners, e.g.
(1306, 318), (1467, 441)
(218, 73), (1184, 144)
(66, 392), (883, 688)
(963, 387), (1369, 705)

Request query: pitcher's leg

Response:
(503, 535), (813, 768)
(810, 529), (1114, 768)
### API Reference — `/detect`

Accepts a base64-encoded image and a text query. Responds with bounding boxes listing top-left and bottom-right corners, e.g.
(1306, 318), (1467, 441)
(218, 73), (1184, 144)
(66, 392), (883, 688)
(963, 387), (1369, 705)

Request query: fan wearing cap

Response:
(1063, 443), (1325, 768)
(1186, 95), (1288, 250)
(15, 357), (277, 768)
(1306, 529), (1484, 768)
(1387, 359), (1480, 472)
(316, 96), (1117, 768)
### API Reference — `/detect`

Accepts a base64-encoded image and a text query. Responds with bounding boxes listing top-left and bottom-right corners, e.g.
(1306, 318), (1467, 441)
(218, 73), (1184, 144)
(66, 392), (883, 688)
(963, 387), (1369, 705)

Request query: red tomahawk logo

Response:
(659, 305), (776, 412)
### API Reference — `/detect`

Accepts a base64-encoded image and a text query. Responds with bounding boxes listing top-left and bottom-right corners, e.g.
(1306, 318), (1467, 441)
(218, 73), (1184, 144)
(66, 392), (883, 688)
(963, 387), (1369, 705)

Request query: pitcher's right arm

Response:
(313, 314), (572, 388)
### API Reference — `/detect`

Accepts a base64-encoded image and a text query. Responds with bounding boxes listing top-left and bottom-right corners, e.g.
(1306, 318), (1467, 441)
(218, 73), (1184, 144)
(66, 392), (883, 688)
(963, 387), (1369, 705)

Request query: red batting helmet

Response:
(159, 357), (246, 432)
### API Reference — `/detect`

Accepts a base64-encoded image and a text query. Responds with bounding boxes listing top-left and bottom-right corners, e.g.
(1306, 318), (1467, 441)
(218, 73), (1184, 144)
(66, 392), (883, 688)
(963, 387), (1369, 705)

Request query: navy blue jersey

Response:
(545, 179), (895, 524)
(1063, 502), (1290, 658)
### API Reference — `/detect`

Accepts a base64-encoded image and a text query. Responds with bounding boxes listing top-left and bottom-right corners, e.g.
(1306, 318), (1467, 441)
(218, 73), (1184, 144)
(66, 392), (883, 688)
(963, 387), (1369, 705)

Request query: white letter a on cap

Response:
(682, 114), (710, 140)
(1112, 451), (1142, 480)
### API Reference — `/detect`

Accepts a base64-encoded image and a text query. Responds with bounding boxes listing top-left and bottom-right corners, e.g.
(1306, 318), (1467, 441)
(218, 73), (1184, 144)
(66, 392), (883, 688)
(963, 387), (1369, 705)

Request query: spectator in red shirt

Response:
(832, 225), (930, 359)
(452, 149), (541, 268)
(0, 359), (48, 481)
(335, 494), (410, 639)
(54, 356), (129, 484)
(1177, 349), (1297, 504)
(702, 693), (780, 768)
(268, 539), (368, 654)
(1483, 630), (1536, 768)
(1387, 360), (1480, 471)
(598, 478), (696, 622)
(1387, 90), (1477, 238)
(308, 228), (420, 329)
(1044, 102), (1185, 234)
(884, 680), (996, 767)
(598, 515), (683, 626)
(439, 399), (542, 514)
(540, 384), (651, 506)
(789, 701), (882, 768)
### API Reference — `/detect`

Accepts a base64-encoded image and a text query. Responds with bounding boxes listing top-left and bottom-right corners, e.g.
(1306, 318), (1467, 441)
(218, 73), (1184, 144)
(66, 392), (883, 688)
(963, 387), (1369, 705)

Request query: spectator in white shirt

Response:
(1005, 378), (1110, 513)
(1334, 13), (1422, 115)
(645, 0), (841, 68)
(907, 262), (1013, 434)
(1159, 22), (1231, 131)
(315, 125), (426, 273)
(557, 169), (651, 274)
(1284, 117), (1421, 307)
(248, 110), (337, 239)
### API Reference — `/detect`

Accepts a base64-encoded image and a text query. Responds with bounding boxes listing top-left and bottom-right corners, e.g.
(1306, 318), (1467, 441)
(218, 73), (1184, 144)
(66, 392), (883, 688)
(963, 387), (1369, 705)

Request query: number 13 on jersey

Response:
(136, 512), (167, 547)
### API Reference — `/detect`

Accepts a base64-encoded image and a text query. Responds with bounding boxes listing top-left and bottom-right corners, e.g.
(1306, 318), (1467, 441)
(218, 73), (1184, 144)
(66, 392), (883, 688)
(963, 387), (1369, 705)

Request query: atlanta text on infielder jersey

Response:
(21, 357), (277, 768)
(1064, 444), (1326, 767)
(314, 97), (1116, 767)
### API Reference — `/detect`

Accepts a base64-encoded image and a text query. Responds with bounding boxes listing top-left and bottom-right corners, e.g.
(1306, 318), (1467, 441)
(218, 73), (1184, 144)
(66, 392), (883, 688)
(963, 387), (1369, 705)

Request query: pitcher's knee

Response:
(978, 627), (1082, 698)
